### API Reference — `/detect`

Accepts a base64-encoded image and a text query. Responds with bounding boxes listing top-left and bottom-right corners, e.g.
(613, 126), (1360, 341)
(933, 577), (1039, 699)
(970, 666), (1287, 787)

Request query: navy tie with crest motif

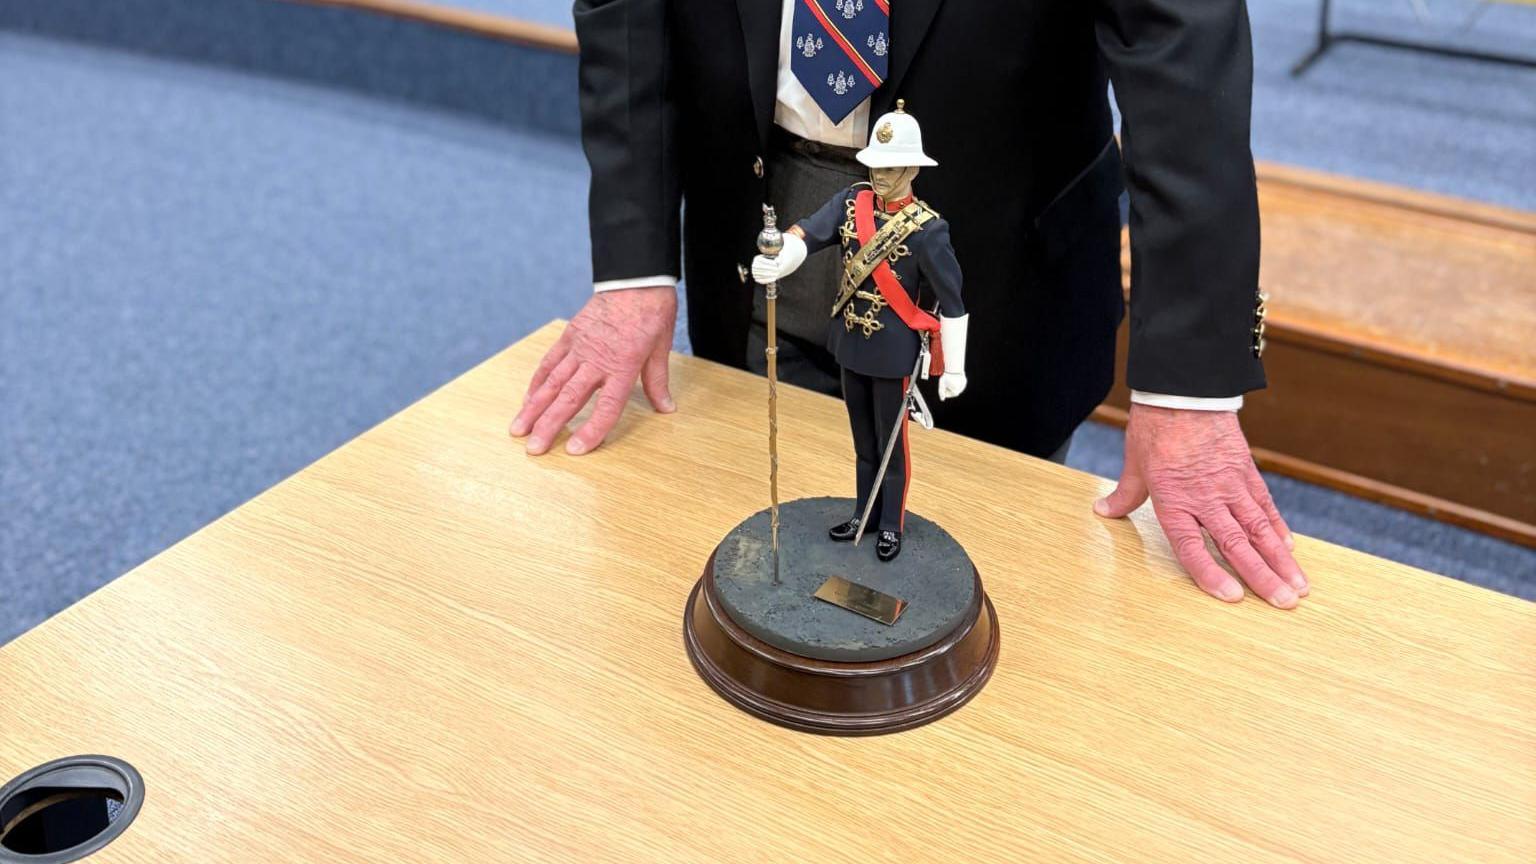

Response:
(789, 0), (890, 124)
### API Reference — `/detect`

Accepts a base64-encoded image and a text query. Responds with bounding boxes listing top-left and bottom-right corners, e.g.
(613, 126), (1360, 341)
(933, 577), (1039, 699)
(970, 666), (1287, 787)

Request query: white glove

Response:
(750, 232), (807, 285)
(938, 372), (967, 400)
(938, 314), (969, 400)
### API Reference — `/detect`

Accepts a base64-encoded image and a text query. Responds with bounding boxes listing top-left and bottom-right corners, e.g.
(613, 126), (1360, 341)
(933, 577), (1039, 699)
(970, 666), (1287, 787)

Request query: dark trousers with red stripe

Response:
(842, 369), (910, 534)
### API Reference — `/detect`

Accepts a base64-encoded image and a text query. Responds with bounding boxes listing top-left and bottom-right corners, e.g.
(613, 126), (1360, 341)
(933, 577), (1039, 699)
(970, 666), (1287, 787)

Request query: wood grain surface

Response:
(1, 322), (1531, 863)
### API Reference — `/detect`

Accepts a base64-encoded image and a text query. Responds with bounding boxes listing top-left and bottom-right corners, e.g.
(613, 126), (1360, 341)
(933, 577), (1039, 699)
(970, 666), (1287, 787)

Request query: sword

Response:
(853, 341), (929, 546)
(755, 205), (785, 585)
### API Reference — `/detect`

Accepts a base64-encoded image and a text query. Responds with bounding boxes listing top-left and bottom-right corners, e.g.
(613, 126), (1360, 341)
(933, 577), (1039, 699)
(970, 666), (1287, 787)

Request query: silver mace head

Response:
(757, 204), (784, 257)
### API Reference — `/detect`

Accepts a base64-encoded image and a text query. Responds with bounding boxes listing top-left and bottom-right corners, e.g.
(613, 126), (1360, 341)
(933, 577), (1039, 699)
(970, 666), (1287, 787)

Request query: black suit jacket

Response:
(573, 0), (1266, 456)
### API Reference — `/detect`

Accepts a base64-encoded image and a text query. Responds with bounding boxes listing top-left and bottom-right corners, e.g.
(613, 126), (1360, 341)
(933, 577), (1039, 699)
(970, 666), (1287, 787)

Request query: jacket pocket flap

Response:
(1034, 137), (1124, 263)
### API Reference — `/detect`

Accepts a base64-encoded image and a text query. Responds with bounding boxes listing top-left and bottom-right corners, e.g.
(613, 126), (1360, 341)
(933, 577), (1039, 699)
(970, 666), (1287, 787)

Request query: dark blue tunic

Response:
(795, 183), (965, 379)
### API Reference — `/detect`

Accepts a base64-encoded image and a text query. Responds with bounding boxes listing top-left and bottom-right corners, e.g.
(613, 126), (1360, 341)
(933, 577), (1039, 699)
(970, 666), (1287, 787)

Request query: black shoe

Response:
(828, 518), (861, 542)
(876, 530), (902, 562)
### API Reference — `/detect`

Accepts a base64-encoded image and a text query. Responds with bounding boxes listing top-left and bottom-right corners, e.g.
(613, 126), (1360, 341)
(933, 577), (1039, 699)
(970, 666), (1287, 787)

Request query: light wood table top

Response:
(2, 321), (1531, 862)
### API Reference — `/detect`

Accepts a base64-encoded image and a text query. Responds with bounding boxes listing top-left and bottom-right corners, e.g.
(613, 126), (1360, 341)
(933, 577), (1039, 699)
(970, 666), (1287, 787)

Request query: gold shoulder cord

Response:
(839, 197), (859, 245)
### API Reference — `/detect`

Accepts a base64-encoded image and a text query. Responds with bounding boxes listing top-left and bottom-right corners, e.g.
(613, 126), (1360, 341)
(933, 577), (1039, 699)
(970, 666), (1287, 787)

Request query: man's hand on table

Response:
(510, 285), (677, 455)
(1094, 404), (1309, 609)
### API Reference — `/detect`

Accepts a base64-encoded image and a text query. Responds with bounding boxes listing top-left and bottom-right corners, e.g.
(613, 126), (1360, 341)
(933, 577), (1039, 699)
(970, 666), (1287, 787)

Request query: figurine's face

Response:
(869, 166), (918, 200)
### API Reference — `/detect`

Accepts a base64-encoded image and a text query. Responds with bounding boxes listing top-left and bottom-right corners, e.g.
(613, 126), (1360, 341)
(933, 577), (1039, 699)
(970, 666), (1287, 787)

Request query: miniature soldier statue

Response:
(752, 102), (969, 563)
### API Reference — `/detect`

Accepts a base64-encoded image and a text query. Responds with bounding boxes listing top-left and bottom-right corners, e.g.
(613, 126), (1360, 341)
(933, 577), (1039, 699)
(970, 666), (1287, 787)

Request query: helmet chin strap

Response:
(871, 166), (919, 202)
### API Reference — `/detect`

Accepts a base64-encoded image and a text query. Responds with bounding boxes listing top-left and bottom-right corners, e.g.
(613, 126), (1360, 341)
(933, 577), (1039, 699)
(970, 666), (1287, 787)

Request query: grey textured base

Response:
(711, 497), (977, 662)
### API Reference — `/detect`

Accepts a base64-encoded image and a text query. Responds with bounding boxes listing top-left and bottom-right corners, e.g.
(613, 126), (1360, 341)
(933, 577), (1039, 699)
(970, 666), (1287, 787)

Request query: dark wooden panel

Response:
(1106, 165), (1536, 545)
(1102, 323), (1536, 547)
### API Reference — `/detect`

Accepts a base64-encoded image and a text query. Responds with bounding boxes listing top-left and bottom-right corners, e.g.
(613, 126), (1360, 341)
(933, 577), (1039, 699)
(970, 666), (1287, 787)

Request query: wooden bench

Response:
(1101, 163), (1536, 546)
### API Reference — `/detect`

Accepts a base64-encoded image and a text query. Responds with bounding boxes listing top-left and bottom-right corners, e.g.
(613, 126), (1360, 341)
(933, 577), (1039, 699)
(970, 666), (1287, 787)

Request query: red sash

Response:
(854, 190), (944, 374)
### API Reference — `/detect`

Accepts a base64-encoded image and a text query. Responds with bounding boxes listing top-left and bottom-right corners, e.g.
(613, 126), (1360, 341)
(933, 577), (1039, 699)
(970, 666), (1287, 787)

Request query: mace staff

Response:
(756, 205), (784, 586)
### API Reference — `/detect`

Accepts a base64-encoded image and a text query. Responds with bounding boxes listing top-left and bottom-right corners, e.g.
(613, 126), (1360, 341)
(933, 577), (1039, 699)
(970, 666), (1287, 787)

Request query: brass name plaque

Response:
(813, 576), (907, 626)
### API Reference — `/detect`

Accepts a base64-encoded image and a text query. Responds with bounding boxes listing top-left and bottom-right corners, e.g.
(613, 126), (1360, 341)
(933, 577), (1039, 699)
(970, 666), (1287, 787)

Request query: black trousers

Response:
(843, 369), (910, 534)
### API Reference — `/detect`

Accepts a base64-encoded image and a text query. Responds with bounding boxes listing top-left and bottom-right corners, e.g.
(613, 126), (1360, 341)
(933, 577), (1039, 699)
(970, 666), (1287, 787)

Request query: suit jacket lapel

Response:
(874, 0), (945, 118)
(737, 0), (783, 148)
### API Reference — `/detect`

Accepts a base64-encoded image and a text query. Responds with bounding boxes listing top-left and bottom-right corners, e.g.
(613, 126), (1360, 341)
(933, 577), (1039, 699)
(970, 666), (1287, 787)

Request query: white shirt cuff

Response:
(593, 275), (678, 293)
(1130, 391), (1244, 412)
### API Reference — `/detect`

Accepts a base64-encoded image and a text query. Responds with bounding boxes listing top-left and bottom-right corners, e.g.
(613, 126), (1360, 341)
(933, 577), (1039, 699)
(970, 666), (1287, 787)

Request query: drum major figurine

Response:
(751, 101), (969, 563)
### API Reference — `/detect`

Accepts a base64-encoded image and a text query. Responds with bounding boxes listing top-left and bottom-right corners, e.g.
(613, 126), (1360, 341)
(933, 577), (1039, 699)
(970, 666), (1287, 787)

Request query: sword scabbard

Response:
(852, 352), (927, 545)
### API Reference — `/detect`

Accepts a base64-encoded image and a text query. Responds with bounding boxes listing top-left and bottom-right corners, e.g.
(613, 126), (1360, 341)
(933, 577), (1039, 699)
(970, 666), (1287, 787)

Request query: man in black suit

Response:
(511, 0), (1311, 609)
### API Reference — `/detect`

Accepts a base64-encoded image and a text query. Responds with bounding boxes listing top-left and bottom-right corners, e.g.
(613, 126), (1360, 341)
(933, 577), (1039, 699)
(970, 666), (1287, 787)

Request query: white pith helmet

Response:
(856, 99), (938, 169)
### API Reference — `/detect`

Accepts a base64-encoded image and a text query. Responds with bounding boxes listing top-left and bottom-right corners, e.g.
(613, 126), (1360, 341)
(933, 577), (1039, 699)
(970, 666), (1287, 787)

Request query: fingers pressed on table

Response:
(527, 368), (603, 455)
(1094, 464), (1148, 519)
(1245, 464), (1294, 549)
(568, 385), (629, 455)
(1230, 498), (1308, 596)
(1202, 508), (1297, 609)
(1156, 506), (1244, 603)
(511, 353), (581, 437)
(640, 343), (675, 413)
(524, 335), (571, 399)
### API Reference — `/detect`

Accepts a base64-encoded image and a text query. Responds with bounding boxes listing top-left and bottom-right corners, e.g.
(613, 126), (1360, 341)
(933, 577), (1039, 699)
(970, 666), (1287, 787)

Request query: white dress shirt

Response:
(592, 0), (1239, 411)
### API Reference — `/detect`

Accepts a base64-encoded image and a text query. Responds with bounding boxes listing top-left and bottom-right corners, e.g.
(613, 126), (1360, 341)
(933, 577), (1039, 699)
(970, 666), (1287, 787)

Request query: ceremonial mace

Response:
(757, 205), (784, 585)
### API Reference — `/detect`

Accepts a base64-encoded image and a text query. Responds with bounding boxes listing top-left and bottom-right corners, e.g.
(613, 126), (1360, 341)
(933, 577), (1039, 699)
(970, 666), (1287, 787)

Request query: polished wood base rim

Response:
(683, 552), (1000, 736)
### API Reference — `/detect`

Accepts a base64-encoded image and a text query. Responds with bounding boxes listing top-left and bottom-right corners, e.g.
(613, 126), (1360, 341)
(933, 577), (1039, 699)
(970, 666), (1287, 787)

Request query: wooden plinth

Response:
(683, 550), (1000, 736)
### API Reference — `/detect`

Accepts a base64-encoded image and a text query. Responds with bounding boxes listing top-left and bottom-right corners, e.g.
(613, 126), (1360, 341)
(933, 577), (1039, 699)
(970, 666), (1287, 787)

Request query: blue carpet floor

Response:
(2, 1), (1533, 645)
(1247, 0), (1536, 210)
(0, 31), (590, 643)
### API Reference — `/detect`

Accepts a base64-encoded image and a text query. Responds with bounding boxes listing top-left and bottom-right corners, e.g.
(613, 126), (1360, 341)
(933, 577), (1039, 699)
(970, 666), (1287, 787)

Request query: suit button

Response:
(752, 156), (764, 178)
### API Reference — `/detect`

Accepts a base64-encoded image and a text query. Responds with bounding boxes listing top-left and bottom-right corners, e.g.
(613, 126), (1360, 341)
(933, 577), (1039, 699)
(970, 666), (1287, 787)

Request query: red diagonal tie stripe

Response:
(872, 0), (890, 13)
(803, 0), (884, 88)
